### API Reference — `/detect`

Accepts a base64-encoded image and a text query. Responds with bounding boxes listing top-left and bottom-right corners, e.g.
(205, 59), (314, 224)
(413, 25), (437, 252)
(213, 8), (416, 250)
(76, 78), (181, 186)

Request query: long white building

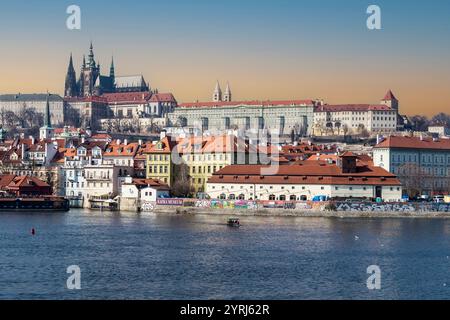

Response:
(207, 153), (402, 202)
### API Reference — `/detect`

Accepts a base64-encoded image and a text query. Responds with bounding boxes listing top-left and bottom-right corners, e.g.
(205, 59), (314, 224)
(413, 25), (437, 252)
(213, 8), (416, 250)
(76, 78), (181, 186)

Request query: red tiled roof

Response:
(383, 90), (397, 101)
(102, 92), (152, 104)
(208, 162), (401, 186)
(143, 137), (176, 154)
(130, 178), (169, 190)
(104, 142), (139, 157)
(8, 176), (50, 188)
(0, 174), (16, 188)
(315, 104), (392, 112)
(179, 99), (314, 108)
(149, 93), (177, 103)
(374, 136), (450, 150)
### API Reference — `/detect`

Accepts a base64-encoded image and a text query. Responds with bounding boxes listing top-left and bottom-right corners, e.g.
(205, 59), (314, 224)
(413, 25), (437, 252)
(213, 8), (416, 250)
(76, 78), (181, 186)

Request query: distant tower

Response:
(381, 90), (399, 111)
(80, 42), (100, 97)
(223, 82), (232, 102)
(64, 53), (78, 97)
(213, 81), (222, 102)
(40, 94), (54, 140)
(110, 56), (115, 85)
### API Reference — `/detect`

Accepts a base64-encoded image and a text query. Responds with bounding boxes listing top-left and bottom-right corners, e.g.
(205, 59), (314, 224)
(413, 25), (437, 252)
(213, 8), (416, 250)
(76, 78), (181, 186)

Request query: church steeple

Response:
(213, 81), (222, 102)
(44, 93), (51, 128)
(110, 56), (115, 79)
(64, 53), (78, 97)
(223, 82), (232, 102)
(40, 93), (54, 140)
(88, 42), (96, 68)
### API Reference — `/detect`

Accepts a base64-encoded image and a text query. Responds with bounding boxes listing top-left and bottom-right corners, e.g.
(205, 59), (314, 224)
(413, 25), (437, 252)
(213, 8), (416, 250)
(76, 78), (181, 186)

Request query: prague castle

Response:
(64, 42), (150, 98)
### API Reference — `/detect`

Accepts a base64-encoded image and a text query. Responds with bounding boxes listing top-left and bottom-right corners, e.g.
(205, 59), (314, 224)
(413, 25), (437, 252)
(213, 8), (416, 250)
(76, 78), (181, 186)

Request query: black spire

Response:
(64, 53), (78, 97)
(44, 93), (52, 128)
(110, 56), (115, 79)
(88, 42), (96, 68)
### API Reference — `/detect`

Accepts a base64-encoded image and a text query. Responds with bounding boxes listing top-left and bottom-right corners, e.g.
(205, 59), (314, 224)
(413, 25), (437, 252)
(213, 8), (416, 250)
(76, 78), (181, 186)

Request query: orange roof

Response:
(143, 137), (176, 154)
(208, 162), (401, 186)
(375, 136), (450, 150)
(176, 135), (257, 154)
(104, 142), (139, 157)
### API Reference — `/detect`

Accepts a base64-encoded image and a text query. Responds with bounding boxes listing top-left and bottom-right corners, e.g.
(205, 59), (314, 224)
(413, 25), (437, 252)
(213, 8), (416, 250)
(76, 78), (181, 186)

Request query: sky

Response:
(0, 0), (450, 116)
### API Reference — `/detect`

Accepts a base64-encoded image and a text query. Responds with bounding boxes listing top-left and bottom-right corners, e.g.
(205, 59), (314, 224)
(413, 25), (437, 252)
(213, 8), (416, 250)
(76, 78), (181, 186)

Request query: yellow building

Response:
(177, 135), (257, 193)
(145, 137), (175, 186)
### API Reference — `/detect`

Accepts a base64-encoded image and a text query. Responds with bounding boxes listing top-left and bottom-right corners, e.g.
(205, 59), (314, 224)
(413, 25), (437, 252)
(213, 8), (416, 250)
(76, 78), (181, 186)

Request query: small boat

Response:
(227, 218), (240, 227)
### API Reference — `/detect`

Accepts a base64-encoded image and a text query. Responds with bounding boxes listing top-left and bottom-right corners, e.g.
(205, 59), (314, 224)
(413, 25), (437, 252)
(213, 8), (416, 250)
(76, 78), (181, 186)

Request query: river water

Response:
(0, 209), (449, 299)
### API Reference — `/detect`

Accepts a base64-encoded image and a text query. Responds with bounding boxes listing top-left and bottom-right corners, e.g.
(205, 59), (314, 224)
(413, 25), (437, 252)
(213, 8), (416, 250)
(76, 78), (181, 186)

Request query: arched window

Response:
(238, 194), (245, 200)
(229, 194), (236, 200)
(220, 193), (226, 200)
(279, 195), (286, 201)
(290, 195), (297, 201)
(300, 195), (307, 201)
(269, 194), (276, 201)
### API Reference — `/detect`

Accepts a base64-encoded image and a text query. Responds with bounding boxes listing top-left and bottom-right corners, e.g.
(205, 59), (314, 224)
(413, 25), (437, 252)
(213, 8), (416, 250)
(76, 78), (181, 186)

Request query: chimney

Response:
(116, 139), (121, 145)
(81, 137), (85, 144)
(138, 139), (143, 146)
(124, 139), (128, 146)
(21, 144), (25, 160)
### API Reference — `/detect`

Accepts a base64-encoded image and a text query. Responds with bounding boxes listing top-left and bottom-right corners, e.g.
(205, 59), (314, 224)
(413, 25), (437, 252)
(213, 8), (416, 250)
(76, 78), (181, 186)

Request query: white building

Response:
(0, 93), (65, 126)
(121, 177), (170, 202)
(373, 135), (450, 194)
(207, 153), (402, 202)
(312, 90), (399, 136)
(428, 126), (450, 137)
(82, 164), (132, 202)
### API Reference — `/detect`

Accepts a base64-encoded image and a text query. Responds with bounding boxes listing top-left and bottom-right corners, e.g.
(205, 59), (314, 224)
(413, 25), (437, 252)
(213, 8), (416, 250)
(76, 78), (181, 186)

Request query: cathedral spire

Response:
(88, 42), (96, 68)
(213, 81), (222, 102)
(110, 56), (115, 79)
(64, 53), (78, 97)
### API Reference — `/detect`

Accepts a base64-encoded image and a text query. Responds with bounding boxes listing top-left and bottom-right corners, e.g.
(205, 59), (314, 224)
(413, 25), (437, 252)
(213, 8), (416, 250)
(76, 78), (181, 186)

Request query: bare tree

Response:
(171, 163), (194, 198)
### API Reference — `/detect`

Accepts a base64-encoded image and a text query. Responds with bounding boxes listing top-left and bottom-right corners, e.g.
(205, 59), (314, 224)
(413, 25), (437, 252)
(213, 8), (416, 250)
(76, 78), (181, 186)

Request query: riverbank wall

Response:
(117, 198), (450, 218)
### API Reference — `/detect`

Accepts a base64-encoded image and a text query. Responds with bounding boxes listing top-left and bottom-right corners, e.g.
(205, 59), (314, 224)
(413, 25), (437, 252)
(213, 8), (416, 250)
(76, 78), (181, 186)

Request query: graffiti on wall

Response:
(335, 202), (450, 212)
(141, 201), (155, 212)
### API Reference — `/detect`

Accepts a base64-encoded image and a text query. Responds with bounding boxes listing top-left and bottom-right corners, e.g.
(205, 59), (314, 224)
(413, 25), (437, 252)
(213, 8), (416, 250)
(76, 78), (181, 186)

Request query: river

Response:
(0, 209), (449, 299)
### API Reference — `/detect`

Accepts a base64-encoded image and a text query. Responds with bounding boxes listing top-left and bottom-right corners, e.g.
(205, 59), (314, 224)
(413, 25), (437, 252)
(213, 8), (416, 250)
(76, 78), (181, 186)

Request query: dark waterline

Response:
(0, 209), (449, 300)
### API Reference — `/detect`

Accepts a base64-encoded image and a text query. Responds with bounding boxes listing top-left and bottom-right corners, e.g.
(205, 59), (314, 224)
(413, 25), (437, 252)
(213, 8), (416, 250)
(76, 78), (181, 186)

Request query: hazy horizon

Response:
(1, 0), (450, 116)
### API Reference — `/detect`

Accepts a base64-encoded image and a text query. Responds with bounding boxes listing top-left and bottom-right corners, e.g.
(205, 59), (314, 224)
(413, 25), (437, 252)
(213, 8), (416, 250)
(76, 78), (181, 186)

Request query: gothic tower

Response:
(40, 94), (54, 140)
(223, 82), (232, 102)
(80, 42), (100, 97)
(64, 53), (78, 97)
(213, 81), (222, 102)
(381, 90), (399, 111)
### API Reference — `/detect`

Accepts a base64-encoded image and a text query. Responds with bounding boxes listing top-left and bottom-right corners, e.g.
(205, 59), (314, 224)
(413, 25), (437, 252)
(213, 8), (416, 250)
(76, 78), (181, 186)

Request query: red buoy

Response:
(31, 228), (36, 236)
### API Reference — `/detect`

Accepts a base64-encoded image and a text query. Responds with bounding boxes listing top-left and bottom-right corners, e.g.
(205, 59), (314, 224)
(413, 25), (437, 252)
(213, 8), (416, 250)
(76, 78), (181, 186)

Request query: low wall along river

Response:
(119, 198), (450, 217)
